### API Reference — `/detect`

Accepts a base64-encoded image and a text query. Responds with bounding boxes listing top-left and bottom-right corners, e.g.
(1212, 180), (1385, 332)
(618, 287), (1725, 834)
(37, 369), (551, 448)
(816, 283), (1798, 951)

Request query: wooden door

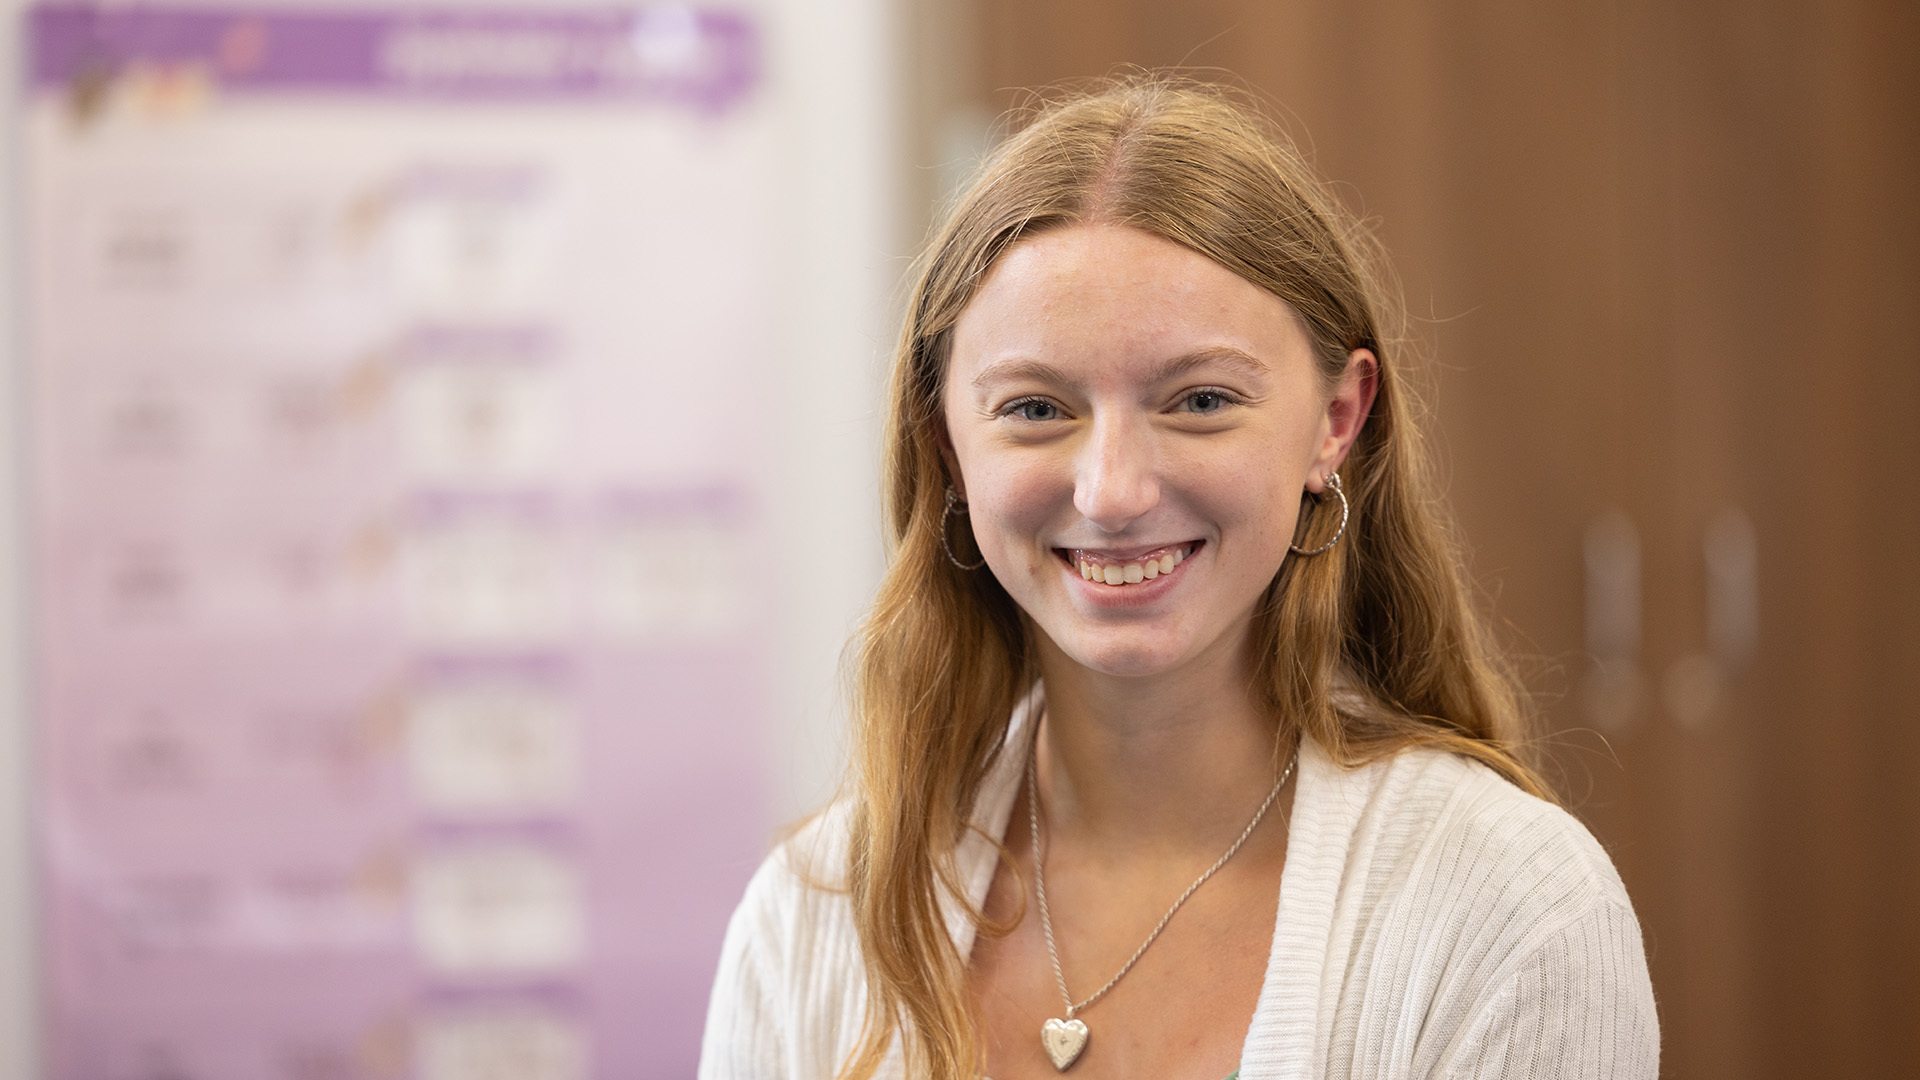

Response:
(1640, 4), (1920, 1075)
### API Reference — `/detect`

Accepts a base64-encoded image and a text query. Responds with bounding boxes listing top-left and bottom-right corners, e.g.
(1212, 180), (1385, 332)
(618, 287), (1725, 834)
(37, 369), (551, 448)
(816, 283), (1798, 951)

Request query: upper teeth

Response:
(1078, 545), (1189, 585)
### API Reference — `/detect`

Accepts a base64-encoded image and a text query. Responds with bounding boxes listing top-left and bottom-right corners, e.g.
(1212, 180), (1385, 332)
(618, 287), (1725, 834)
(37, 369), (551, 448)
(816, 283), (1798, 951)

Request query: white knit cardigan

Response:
(699, 687), (1660, 1078)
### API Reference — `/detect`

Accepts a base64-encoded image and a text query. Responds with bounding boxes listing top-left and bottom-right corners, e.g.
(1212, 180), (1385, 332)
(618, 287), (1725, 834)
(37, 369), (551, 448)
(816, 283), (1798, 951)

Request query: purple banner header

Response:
(27, 3), (759, 108)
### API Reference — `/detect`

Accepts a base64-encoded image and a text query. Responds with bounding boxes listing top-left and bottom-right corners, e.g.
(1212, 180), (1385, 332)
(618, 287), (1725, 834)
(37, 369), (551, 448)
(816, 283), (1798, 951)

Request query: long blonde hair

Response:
(836, 75), (1549, 1079)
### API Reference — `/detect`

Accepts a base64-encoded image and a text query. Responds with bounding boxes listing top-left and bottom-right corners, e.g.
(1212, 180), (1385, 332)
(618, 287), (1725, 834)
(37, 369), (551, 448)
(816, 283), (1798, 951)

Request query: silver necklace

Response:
(1026, 732), (1298, 1072)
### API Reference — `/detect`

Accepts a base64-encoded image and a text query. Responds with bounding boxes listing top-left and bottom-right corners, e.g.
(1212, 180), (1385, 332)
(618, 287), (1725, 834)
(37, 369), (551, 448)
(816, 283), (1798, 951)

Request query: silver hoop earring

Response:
(1289, 472), (1349, 556)
(942, 486), (987, 571)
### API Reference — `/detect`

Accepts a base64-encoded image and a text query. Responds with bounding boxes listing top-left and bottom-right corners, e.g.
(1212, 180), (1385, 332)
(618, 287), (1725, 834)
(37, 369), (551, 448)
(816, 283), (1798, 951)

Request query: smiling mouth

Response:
(1053, 541), (1202, 586)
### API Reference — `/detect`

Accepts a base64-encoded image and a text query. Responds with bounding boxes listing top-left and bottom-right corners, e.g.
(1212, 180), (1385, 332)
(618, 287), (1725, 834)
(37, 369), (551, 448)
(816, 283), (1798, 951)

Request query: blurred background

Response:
(1, 1), (1914, 1078)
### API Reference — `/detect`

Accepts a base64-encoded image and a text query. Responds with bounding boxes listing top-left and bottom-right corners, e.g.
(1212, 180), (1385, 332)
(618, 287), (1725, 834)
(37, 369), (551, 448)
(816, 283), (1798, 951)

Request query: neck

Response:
(1029, 631), (1297, 862)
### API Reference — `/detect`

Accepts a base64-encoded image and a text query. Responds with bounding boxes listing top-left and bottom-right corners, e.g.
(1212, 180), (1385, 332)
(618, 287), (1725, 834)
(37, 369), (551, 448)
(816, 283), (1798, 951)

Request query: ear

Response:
(1308, 348), (1379, 492)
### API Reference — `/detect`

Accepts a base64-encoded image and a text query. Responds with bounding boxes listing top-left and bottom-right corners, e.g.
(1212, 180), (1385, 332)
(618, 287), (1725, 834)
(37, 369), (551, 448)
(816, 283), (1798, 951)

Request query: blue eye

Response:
(1181, 388), (1239, 414)
(1002, 397), (1060, 422)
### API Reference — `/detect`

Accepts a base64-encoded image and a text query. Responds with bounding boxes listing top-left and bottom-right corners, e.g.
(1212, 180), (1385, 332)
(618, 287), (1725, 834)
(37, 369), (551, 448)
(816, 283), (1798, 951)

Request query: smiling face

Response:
(941, 223), (1370, 682)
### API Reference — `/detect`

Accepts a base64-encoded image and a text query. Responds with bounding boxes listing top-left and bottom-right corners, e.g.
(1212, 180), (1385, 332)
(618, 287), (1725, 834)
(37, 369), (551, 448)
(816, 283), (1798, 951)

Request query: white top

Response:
(699, 686), (1660, 1078)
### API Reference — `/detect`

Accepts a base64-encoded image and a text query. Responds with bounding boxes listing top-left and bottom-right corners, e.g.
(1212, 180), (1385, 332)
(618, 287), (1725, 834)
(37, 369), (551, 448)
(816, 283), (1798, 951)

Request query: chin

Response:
(1055, 635), (1196, 680)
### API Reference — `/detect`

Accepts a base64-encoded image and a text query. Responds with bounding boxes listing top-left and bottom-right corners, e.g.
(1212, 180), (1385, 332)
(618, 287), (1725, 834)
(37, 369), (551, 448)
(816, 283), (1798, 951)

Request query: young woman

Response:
(700, 77), (1658, 1080)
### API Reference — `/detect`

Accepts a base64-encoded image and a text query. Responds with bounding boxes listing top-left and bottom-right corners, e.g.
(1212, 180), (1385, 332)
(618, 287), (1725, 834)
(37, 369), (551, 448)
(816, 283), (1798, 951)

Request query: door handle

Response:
(1703, 508), (1759, 673)
(1661, 508), (1759, 730)
(1581, 510), (1643, 730)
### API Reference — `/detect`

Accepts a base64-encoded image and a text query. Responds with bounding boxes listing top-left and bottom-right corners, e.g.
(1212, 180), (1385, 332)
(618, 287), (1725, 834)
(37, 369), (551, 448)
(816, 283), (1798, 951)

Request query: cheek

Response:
(967, 460), (1065, 548)
(1214, 484), (1304, 559)
(1177, 436), (1309, 534)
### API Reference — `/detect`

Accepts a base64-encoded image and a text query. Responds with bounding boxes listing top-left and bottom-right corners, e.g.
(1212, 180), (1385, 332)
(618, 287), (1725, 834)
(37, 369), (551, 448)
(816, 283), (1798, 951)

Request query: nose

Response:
(1073, 415), (1161, 533)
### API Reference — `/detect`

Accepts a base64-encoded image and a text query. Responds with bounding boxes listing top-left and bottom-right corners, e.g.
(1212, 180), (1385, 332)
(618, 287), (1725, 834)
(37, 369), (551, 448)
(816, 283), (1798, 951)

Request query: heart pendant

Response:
(1040, 1017), (1089, 1070)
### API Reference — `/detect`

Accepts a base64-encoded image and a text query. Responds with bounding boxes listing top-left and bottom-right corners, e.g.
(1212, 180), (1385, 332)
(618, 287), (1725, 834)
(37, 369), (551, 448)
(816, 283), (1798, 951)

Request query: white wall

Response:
(0, 1), (902, 1074)
(757, 0), (901, 824)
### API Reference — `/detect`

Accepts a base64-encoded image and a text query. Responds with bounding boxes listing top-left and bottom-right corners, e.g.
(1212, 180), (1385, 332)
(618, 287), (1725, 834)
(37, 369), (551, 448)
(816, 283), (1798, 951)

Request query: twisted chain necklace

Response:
(1025, 728), (1297, 1071)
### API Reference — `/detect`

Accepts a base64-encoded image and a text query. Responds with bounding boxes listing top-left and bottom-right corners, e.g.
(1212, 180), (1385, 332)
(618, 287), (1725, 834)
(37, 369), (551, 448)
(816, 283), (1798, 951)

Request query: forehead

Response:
(948, 223), (1313, 381)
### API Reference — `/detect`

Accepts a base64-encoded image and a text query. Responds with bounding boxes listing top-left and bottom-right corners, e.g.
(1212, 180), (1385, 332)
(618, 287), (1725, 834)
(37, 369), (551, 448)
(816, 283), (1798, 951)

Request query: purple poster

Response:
(24, 4), (774, 1077)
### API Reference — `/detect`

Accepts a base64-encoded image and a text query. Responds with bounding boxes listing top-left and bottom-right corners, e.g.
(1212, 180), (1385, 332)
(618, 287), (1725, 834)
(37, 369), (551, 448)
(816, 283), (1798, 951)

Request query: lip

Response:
(1052, 540), (1204, 607)
(1062, 540), (1195, 563)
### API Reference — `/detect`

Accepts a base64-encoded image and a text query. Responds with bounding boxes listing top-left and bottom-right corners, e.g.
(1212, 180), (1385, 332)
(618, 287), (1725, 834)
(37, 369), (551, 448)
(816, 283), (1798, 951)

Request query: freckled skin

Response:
(941, 223), (1360, 683)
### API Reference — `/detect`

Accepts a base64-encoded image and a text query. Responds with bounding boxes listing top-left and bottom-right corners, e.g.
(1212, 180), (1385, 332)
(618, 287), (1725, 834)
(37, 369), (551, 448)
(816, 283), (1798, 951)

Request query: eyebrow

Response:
(969, 345), (1271, 392)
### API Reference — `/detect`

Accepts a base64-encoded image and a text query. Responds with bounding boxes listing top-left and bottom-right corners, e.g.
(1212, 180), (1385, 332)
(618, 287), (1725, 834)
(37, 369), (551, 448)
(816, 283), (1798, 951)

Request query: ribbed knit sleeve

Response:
(1435, 897), (1659, 1080)
(698, 854), (789, 1079)
(698, 802), (881, 1079)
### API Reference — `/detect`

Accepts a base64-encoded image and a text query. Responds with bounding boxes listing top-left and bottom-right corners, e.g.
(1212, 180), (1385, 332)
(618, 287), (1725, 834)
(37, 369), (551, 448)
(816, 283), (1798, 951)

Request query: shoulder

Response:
(698, 800), (868, 1078)
(717, 796), (865, 986)
(1317, 740), (1635, 933)
(700, 690), (1034, 1079)
(1301, 740), (1659, 1075)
